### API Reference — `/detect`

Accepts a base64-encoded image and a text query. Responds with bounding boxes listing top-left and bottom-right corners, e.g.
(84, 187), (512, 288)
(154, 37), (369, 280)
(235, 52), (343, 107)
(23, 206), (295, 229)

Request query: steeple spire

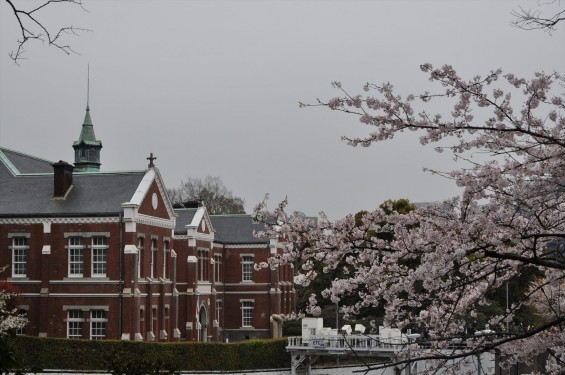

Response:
(73, 65), (102, 172)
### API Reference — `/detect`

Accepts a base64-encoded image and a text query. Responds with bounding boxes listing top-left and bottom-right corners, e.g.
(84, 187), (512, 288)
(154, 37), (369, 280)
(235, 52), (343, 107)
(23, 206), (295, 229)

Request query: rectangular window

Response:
(92, 237), (108, 277)
(137, 237), (144, 278)
(198, 249), (209, 281)
(163, 241), (167, 279)
(242, 256), (254, 282)
(67, 310), (83, 339)
(16, 309), (27, 335)
(216, 300), (222, 323)
(68, 237), (84, 277)
(241, 301), (253, 327)
(151, 308), (157, 335)
(151, 239), (157, 279)
(90, 310), (107, 340)
(214, 255), (222, 283)
(12, 237), (28, 277)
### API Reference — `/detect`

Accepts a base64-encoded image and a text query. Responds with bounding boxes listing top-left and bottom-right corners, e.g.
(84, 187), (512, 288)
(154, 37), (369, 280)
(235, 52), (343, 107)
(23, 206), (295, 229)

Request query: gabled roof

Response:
(0, 147), (146, 217)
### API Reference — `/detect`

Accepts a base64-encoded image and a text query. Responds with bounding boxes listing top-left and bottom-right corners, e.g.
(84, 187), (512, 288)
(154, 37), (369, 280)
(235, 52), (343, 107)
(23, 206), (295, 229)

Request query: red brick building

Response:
(0, 105), (294, 342)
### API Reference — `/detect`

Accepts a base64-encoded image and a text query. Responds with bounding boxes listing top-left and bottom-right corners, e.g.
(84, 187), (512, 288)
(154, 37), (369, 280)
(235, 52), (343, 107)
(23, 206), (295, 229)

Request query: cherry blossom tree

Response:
(0, 280), (28, 373)
(255, 65), (565, 373)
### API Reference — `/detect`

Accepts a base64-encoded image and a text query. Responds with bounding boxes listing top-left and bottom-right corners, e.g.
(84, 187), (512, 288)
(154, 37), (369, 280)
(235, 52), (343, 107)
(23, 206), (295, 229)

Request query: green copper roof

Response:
(73, 105), (102, 147)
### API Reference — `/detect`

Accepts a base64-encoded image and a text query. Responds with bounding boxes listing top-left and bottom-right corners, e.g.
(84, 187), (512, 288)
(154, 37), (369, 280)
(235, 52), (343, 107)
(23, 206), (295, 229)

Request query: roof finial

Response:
(147, 152), (157, 168)
(86, 64), (90, 111)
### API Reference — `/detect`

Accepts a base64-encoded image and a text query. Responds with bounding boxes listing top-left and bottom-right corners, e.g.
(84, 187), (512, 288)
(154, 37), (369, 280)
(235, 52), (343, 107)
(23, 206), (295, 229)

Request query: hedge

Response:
(10, 335), (290, 372)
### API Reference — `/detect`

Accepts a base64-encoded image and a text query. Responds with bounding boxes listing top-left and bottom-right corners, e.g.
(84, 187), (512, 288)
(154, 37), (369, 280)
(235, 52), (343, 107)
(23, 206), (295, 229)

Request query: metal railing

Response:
(287, 335), (403, 353)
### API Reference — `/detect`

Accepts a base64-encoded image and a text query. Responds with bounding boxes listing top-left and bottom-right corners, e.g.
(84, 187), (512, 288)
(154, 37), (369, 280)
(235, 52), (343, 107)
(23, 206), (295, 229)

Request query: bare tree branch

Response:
(511, 1), (565, 34)
(4, 0), (89, 63)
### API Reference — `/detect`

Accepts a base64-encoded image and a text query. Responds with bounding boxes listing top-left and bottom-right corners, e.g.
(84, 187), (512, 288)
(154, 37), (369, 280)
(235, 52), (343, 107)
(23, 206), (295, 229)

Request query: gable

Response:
(197, 213), (211, 235)
(138, 180), (171, 220)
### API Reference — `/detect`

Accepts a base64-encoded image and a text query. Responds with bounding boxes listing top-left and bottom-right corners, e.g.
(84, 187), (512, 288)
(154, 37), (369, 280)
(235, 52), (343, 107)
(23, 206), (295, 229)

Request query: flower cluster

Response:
(0, 281), (27, 336)
(255, 66), (564, 373)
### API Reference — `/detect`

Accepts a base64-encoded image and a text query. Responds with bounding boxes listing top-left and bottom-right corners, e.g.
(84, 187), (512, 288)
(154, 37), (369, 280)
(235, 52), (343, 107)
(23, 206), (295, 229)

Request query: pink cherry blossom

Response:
(254, 65), (565, 374)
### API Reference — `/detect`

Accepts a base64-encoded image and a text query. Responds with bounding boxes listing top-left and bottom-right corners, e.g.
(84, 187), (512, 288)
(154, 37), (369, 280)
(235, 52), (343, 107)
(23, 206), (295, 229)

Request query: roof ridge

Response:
(74, 169), (146, 176)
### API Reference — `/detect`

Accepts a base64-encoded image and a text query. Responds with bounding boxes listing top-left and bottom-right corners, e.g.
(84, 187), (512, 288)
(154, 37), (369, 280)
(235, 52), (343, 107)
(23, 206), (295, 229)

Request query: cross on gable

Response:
(147, 152), (157, 168)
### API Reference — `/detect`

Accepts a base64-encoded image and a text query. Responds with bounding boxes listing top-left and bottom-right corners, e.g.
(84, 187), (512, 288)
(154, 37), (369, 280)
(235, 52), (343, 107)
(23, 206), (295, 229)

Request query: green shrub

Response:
(9, 336), (290, 372)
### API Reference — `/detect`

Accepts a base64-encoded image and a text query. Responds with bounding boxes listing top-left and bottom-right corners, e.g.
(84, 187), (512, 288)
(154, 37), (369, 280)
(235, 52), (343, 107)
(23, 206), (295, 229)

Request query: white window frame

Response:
(67, 309), (83, 339)
(241, 255), (254, 282)
(68, 237), (84, 277)
(163, 240), (169, 279)
(214, 254), (222, 283)
(91, 236), (108, 277)
(198, 248), (209, 281)
(16, 309), (27, 335)
(150, 238), (157, 279)
(216, 299), (222, 323)
(12, 237), (28, 277)
(137, 236), (144, 278)
(241, 300), (254, 327)
(90, 310), (107, 340)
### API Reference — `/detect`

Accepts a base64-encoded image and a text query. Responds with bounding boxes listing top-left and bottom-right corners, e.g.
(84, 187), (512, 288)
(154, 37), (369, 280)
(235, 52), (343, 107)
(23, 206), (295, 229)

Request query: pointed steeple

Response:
(73, 69), (102, 172)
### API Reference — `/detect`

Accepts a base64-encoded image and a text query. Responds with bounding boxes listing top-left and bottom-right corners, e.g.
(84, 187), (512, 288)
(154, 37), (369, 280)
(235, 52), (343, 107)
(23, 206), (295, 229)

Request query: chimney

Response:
(52, 161), (74, 198)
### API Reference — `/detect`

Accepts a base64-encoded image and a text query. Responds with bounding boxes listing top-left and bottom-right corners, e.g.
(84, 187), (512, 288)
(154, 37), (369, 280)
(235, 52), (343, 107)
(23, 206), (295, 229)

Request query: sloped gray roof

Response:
(174, 209), (198, 234)
(0, 148), (145, 217)
(0, 148), (54, 174)
(173, 209), (268, 245)
(210, 215), (268, 245)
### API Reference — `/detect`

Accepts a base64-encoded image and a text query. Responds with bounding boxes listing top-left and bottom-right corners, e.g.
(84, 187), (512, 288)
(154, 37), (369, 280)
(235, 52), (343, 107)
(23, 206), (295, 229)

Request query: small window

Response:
(214, 255), (222, 283)
(216, 300), (222, 323)
(151, 239), (158, 279)
(16, 309), (27, 335)
(12, 237), (28, 277)
(241, 301), (253, 327)
(92, 237), (108, 277)
(137, 237), (144, 278)
(163, 240), (169, 279)
(90, 310), (107, 340)
(198, 249), (209, 281)
(67, 310), (83, 339)
(68, 237), (84, 277)
(242, 256), (254, 282)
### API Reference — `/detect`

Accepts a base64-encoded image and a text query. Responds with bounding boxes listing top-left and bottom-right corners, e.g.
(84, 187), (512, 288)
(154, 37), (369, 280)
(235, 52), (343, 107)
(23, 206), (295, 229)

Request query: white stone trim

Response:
(221, 290), (270, 295)
(220, 244), (268, 249)
(63, 305), (110, 311)
(50, 279), (120, 285)
(124, 245), (138, 254)
(49, 293), (119, 297)
(0, 217), (119, 225)
(136, 214), (175, 229)
(42, 245), (51, 255)
(130, 169), (155, 205)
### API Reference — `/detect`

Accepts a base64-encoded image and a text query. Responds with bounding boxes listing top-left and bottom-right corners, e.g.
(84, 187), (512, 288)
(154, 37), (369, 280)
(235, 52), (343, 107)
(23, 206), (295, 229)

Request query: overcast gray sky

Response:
(1, 0), (563, 219)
